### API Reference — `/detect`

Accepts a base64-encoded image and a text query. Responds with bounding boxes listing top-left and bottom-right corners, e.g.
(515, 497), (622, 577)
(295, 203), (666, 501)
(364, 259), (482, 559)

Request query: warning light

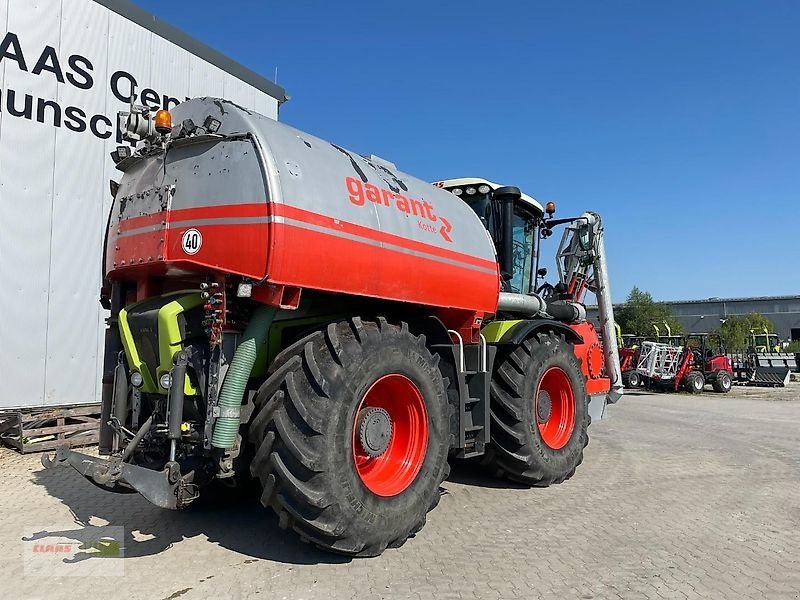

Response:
(545, 201), (556, 216)
(154, 109), (172, 134)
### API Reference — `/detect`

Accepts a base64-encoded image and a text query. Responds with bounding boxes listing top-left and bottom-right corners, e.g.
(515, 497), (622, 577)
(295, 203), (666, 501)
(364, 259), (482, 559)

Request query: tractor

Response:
(729, 328), (797, 386)
(635, 333), (732, 393)
(683, 333), (733, 393)
(45, 98), (622, 556)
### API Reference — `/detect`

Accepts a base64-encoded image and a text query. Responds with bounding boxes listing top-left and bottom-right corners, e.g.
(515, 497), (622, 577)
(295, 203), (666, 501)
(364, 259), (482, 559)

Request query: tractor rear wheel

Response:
(712, 370), (732, 393)
(485, 331), (589, 486)
(248, 318), (450, 557)
(684, 371), (705, 393)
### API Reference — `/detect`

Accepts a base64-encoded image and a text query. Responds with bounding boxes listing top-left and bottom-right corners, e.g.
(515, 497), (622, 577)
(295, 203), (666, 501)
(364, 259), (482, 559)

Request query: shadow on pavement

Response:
(31, 464), (351, 566)
(445, 459), (530, 490)
(31, 456), (526, 564)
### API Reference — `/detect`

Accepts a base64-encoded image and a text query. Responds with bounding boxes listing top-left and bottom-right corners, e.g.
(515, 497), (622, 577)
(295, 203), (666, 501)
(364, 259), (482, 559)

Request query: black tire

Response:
(484, 331), (589, 486)
(621, 372), (631, 389)
(248, 317), (450, 557)
(712, 370), (732, 393)
(628, 371), (641, 388)
(684, 371), (705, 393)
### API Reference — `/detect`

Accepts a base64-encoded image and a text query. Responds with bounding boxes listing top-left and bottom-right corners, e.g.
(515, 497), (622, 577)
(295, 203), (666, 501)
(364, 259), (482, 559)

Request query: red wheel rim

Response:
(535, 367), (575, 450)
(352, 374), (428, 497)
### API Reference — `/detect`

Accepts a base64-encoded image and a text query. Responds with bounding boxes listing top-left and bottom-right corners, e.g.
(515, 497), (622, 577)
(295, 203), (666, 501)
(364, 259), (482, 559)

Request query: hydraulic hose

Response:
(211, 305), (276, 449)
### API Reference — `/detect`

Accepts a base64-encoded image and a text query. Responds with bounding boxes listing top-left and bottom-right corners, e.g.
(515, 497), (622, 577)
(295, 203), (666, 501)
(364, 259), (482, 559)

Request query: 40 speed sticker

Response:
(181, 229), (203, 255)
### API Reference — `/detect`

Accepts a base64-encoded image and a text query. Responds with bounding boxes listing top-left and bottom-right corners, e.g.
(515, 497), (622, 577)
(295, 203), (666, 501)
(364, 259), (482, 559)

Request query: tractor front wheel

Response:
(485, 331), (589, 486)
(248, 318), (450, 557)
(712, 370), (732, 393)
(684, 371), (705, 394)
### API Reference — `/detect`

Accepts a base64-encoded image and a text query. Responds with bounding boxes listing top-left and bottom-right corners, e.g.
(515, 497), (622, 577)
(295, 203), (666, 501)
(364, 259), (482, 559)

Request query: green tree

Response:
(716, 313), (773, 351)
(615, 287), (684, 337)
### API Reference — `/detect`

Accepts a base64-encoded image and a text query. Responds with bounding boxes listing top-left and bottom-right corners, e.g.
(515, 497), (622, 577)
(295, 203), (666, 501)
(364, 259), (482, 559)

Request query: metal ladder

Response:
(446, 331), (494, 459)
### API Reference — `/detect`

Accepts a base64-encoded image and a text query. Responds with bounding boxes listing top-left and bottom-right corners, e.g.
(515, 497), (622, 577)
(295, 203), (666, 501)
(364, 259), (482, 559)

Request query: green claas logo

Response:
(32, 537), (121, 558)
(86, 538), (122, 558)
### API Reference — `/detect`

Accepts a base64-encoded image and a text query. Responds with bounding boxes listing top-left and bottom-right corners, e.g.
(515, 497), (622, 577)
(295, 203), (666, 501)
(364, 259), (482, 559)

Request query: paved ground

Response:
(2, 384), (799, 600)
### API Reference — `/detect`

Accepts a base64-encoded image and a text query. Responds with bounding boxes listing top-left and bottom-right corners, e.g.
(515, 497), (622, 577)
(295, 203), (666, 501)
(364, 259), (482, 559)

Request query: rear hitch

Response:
(42, 448), (198, 510)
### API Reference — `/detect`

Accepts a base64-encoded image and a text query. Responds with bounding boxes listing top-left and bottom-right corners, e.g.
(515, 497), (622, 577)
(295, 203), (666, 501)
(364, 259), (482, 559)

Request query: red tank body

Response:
(107, 99), (500, 332)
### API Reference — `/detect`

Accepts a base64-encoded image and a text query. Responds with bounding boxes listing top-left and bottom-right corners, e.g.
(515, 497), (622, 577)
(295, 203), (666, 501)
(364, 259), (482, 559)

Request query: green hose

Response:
(211, 305), (276, 449)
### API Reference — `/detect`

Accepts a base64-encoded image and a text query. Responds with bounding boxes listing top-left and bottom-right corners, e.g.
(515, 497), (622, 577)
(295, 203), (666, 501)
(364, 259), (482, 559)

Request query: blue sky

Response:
(135, 0), (799, 302)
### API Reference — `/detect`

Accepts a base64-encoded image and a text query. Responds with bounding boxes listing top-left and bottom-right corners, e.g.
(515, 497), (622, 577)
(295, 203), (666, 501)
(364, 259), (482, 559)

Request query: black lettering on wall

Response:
(90, 114), (113, 139)
(6, 90), (33, 118)
(66, 55), (94, 90)
(32, 46), (65, 83)
(140, 87), (160, 108)
(110, 70), (138, 103)
(37, 98), (61, 127)
(0, 32), (28, 71)
(164, 95), (181, 110)
(64, 106), (88, 133)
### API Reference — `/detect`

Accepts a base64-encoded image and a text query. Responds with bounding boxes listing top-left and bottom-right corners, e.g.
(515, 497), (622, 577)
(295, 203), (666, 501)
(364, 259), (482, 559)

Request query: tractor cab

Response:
(750, 330), (780, 353)
(434, 178), (544, 294)
(684, 333), (733, 391)
(685, 333), (725, 364)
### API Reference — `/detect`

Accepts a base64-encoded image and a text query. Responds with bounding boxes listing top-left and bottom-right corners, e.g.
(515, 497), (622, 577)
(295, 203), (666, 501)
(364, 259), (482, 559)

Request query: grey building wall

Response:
(667, 296), (800, 340)
(588, 295), (800, 341)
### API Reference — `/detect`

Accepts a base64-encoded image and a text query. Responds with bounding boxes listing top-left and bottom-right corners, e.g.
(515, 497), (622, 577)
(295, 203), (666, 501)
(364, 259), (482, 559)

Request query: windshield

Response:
(753, 334), (778, 348)
(462, 193), (494, 232)
(458, 192), (535, 293)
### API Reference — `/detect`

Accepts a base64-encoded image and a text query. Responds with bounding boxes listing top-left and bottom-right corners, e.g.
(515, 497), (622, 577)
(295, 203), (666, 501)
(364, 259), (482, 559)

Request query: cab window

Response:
(509, 205), (535, 294)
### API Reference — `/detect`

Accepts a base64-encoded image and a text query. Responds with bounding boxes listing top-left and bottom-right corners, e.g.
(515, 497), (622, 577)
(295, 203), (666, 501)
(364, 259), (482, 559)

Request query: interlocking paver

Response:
(1, 385), (799, 600)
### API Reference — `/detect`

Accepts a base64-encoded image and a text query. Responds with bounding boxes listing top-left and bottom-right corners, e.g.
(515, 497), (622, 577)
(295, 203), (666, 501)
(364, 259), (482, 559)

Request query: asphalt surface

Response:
(2, 384), (799, 599)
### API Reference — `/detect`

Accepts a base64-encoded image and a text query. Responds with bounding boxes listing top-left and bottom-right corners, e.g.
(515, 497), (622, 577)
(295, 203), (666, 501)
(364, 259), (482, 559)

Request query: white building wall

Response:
(0, 0), (280, 408)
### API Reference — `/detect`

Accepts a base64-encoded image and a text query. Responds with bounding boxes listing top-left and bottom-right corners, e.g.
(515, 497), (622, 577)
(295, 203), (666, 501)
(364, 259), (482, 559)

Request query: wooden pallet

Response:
(0, 404), (101, 453)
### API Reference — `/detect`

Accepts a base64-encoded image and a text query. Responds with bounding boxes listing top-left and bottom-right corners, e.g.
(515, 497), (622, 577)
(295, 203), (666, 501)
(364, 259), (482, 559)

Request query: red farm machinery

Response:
(633, 333), (733, 393)
(45, 99), (622, 556)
